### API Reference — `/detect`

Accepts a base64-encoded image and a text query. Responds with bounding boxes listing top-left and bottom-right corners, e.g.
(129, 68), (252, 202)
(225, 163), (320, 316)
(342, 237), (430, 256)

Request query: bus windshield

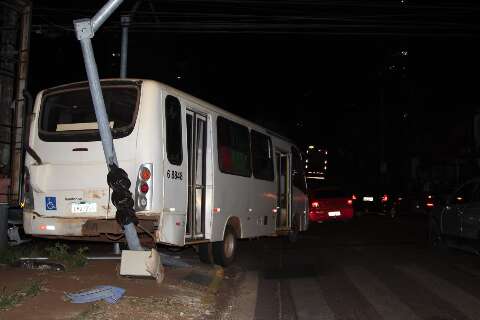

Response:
(38, 83), (139, 142)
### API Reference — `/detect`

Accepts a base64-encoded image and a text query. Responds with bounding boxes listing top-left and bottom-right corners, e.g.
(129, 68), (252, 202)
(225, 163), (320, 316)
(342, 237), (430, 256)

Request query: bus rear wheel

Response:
(213, 226), (237, 267)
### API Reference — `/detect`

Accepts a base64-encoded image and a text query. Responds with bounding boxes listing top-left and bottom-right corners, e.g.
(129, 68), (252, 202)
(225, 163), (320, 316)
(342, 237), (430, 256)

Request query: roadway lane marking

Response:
(399, 265), (480, 320)
(316, 270), (383, 320)
(345, 266), (420, 320)
(229, 272), (258, 320)
(289, 277), (335, 320)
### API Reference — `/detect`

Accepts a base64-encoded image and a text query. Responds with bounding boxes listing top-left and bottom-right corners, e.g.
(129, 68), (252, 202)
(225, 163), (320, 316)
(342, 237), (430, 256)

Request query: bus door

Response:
(276, 151), (291, 230)
(186, 110), (208, 241)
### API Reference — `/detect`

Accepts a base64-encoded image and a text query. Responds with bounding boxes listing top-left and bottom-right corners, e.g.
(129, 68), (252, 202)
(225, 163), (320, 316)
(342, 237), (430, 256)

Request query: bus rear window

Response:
(39, 84), (139, 142)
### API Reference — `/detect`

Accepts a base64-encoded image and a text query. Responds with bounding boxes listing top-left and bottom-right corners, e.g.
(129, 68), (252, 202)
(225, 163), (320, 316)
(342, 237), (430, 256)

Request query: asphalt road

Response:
(221, 214), (480, 320)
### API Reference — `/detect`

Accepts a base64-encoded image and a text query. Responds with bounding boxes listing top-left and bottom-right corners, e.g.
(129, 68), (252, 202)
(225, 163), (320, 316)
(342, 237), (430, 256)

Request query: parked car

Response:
(392, 192), (437, 217)
(352, 188), (397, 217)
(429, 178), (480, 251)
(308, 187), (354, 222)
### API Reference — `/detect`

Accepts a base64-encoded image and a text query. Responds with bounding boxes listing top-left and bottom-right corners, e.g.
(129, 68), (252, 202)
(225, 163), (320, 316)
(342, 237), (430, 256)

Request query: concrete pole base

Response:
(113, 242), (121, 255)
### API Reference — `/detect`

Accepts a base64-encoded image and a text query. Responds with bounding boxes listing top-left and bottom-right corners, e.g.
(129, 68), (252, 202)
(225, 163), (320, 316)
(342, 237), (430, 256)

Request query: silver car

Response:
(429, 179), (480, 251)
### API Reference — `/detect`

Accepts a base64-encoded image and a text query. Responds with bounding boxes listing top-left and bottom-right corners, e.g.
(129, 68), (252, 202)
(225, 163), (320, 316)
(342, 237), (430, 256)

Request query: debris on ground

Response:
(16, 258), (65, 271)
(65, 286), (125, 304)
(0, 246), (226, 319)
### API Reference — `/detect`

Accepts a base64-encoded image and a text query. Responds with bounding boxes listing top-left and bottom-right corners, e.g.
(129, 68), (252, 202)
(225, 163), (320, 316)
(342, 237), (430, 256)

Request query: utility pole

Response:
(9, 1), (31, 206)
(120, 15), (130, 78)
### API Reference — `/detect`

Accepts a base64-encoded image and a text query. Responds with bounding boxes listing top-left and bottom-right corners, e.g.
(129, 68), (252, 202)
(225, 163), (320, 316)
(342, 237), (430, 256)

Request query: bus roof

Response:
(40, 78), (295, 145)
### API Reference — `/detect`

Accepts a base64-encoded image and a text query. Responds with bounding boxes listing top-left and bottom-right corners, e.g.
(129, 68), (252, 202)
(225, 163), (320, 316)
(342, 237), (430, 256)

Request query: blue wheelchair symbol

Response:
(45, 197), (57, 211)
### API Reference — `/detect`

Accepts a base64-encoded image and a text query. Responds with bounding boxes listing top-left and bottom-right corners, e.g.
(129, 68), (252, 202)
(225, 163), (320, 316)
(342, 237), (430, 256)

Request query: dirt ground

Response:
(0, 247), (227, 320)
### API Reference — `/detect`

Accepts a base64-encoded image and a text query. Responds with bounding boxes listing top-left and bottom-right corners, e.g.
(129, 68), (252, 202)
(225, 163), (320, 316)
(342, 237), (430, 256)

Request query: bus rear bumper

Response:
(23, 211), (159, 241)
(23, 210), (89, 236)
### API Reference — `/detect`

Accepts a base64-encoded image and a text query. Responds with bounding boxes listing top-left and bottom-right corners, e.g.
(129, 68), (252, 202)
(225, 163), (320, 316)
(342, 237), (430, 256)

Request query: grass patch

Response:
(0, 247), (23, 266)
(45, 243), (88, 269)
(0, 242), (89, 270)
(0, 244), (42, 266)
(0, 280), (43, 311)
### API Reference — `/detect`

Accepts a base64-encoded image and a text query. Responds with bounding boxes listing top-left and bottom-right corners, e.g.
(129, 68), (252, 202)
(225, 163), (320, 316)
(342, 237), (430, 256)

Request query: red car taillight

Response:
(426, 195), (434, 208)
(381, 194), (388, 202)
(347, 199), (353, 205)
(311, 201), (320, 208)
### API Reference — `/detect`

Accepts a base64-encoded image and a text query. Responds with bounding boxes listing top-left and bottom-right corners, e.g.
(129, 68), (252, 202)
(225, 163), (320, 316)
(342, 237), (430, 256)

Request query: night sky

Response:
(28, 0), (480, 190)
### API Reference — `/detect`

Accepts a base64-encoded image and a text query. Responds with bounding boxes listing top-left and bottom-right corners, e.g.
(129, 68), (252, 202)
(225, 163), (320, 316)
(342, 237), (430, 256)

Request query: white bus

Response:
(23, 79), (308, 266)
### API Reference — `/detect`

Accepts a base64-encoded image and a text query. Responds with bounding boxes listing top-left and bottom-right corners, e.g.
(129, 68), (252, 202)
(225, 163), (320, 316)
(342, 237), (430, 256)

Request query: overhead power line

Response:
(30, 1), (480, 37)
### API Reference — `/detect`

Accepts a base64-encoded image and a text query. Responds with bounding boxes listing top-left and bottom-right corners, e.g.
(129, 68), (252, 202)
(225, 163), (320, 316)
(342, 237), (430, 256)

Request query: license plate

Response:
(363, 197), (374, 202)
(328, 211), (341, 216)
(71, 202), (97, 213)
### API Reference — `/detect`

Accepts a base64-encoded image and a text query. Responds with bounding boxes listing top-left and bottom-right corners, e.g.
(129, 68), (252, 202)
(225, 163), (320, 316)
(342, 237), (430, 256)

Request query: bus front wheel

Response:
(212, 226), (237, 267)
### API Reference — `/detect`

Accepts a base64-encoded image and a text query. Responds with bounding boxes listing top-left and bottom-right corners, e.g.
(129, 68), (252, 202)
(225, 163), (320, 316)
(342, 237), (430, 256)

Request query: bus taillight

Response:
(140, 182), (149, 194)
(135, 163), (153, 211)
(140, 167), (151, 181)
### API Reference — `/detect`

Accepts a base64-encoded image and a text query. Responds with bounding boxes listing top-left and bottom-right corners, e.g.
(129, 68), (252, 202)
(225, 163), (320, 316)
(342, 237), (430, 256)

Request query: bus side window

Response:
(251, 130), (274, 181)
(219, 146), (233, 172)
(217, 117), (251, 177)
(165, 95), (183, 165)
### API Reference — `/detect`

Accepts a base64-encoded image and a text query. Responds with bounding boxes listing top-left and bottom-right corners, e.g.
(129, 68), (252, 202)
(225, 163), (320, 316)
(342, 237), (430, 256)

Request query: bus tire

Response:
(212, 225), (237, 267)
(198, 242), (214, 264)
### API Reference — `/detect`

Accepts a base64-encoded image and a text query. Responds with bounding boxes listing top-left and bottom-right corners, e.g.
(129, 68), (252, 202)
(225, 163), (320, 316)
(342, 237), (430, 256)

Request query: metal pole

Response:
(120, 15), (130, 78)
(76, 32), (118, 166)
(73, 2), (142, 252)
(113, 242), (121, 255)
(92, 0), (124, 32)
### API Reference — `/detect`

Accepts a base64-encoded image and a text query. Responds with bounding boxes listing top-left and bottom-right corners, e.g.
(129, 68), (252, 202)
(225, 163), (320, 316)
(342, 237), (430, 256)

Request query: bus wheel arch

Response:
(212, 217), (240, 267)
(225, 216), (241, 239)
